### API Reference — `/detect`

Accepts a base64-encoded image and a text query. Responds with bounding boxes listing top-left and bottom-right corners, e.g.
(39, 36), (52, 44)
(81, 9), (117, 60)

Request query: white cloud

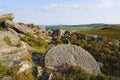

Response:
(97, 0), (114, 8)
(40, 0), (114, 11)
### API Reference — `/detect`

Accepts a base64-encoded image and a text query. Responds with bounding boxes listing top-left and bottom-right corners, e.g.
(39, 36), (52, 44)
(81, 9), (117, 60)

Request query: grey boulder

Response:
(45, 44), (101, 75)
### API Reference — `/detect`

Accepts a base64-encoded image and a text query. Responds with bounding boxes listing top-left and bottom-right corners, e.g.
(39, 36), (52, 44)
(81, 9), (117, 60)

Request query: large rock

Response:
(5, 20), (34, 34)
(0, 31), (32, 75)
(53, 29), (65, 37)
(0, 31), (20, 50)
(0, 42), (29, 68)
(45, 44), (101, 75)
(0, 31), (30, 68)
(0, 13), (14, 24)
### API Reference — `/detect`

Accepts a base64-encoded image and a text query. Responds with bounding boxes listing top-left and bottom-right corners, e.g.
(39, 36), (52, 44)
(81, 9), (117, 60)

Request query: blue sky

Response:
(0, 0), (120, 25)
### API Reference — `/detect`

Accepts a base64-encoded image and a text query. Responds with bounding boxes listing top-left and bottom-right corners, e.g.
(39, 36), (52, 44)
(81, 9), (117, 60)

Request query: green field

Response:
(47, 26), (92, 31)
(79, 27), (120, 40)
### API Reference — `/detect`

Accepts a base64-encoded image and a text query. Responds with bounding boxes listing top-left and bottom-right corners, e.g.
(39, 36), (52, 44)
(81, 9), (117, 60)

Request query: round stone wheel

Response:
(45, 44), (101, 75)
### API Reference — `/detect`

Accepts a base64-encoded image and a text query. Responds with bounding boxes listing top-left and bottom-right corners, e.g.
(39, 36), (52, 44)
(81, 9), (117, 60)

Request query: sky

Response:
(0, 0), (120, 25)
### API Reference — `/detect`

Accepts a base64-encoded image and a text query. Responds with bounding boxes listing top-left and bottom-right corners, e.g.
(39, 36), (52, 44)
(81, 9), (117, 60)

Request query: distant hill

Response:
(46, 23), (107, 31)
(45, 23), (120, 39)
(101, 25), (120, 31)
(79, 25), (120, 40)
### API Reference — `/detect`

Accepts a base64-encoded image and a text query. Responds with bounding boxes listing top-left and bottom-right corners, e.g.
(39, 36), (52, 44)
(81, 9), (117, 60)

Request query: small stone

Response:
(17, 61), (32, 74)
(37, 66), (43, 77)
(1, 76), (12, 80)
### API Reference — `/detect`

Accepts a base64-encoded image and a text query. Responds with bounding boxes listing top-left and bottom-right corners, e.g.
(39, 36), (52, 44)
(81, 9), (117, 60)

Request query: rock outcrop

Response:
(0, 31), (31, 70)
(0, 13), (14, 24)
(0, 13), (51, 79)
(53, 29), (65, 37)
(45, 44), (101, 75)
(0, 31), (20, 50)
(5, 20), (34, 34)
(4, 20), (51, 42)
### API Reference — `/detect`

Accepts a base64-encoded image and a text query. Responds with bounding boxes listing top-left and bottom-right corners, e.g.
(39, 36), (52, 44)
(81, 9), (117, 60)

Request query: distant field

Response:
(46, 26), (99, 32)
(47, 24), (120, 40)
(46, 24), (105, 31)
(79, 29), (120, 40)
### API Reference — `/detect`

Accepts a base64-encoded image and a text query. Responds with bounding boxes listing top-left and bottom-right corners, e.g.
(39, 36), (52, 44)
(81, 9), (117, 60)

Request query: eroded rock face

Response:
(0, 31), (31, 69)
(45, 44), (101, 75)
(0, 31), (20, 49)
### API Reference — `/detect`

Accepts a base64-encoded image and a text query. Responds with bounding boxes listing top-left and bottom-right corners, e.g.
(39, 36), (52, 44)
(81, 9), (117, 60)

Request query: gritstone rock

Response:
(5, 20), (34, 34)
(45, 44), (101, 75)
(0, 13), (14, 24)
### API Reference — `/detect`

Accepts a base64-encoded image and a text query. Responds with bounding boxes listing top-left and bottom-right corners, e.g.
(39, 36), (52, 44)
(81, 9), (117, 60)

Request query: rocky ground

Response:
(0, 14), (51, 80)
(0, 14), (120, 80)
